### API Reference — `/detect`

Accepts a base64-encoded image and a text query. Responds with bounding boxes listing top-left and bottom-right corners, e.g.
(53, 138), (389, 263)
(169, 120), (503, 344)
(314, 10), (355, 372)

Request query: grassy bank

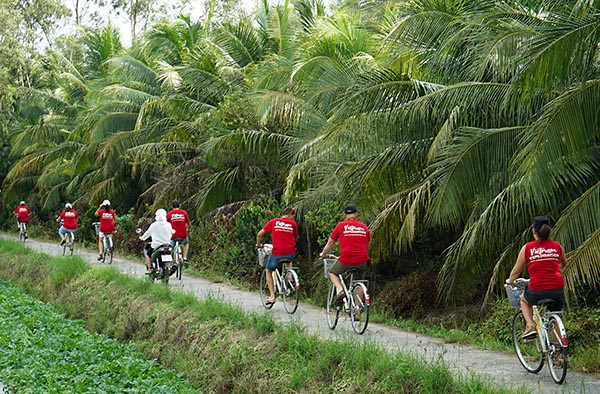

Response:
(0, 239), (524, 394)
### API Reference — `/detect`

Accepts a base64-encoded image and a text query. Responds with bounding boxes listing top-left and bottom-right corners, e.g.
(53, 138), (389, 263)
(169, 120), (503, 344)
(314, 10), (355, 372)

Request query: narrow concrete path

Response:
(10, 236), (600, 394)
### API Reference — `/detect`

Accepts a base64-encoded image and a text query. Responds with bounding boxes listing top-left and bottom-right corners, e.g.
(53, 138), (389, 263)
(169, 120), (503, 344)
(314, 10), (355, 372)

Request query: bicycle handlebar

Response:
(320, 254), (338, 260)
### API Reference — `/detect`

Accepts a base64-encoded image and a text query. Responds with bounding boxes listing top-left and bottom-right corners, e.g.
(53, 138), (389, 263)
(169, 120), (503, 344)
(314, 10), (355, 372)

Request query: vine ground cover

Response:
(0, 279), (198, 393)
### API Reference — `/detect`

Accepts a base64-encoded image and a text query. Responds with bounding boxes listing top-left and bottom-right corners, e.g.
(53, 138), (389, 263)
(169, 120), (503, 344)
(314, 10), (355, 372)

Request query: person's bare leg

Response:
(266, 269), (276, 302)
(329, 272), (343, 295)
(521, 300), (534, 327)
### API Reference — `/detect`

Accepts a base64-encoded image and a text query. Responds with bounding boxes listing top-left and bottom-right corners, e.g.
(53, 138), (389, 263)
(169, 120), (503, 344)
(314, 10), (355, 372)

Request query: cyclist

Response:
(166, 199), (191, 263)
(57, 203), (78, 245)
(94, 199), (116, 261)
(320, 205), (371, 308)
(139, 208), (174, 274)
(256, 207), (298, 304)
(506, 216), (567, 339)
(13, 201), (31, 238)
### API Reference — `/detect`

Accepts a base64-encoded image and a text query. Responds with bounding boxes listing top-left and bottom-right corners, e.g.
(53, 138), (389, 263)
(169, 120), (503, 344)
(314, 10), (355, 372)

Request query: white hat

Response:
(65, 203), (72, 208)
(102, 199), (110, 206)
(155, 208), (167, 221)
(20, 201), (25, 205)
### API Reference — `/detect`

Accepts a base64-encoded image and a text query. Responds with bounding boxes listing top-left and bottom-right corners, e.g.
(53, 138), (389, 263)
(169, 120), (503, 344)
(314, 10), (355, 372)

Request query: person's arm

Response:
(320, 237), (337, 258)
(256, 229), (266, 247)
(506, 245), (527, 284)
(139, 224), (153, 240)
(559, 253), (567, 269)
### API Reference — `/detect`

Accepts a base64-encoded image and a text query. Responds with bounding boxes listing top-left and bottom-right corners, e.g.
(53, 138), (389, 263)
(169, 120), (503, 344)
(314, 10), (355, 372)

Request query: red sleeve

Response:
(262, 219), (274, 234)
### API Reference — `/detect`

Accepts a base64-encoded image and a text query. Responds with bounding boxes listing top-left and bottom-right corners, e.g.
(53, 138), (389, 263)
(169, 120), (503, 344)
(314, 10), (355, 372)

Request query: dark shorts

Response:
(523, 288), (565, 311)
(329, 260), (368, 278)
(144, 244), (153, 258)
(266, 254), (296, 271)
(171, 237), (189, 247)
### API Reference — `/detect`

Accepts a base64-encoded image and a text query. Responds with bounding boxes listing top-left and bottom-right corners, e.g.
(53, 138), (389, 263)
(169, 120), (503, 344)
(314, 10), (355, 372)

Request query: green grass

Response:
(0, 238), (527, 394)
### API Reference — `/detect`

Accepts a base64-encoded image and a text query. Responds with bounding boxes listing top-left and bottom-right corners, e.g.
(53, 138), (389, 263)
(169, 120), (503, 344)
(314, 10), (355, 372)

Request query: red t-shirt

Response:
(525, 239), (564, 291)
(14, 206), (31, 222)
(330, 219), (370, 265)
(59, 210), (78, 230)
(262, 217), (298, 256)
(96, 209), (116, 233)
(167, 208), (190, 239)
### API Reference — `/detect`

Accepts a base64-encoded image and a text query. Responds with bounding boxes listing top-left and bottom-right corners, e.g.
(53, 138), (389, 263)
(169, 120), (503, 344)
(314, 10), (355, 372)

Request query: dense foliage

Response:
(1, 0), (599, 308)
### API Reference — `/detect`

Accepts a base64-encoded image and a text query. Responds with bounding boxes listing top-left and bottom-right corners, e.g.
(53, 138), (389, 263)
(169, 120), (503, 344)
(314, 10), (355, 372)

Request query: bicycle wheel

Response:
(160, 264), (169, 285)
(174, 243), (182, 280)
(19, 223), (26, 242)
(512, 312), (544, 373)
(282, 269), (300, 314)
(350, 282), (369, 334)
(326, 283), (340, 330)
(259, 270), (274, 309)
(547, 315), (568, 384)
(69, 234), (74, 255)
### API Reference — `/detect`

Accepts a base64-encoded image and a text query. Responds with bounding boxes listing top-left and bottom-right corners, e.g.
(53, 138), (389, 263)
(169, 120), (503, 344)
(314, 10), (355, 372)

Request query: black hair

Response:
(536, 224), (551, 240)
(283, 207), (295, 215)
(104, 205), (110, 212)
(172, 199), (180, 208)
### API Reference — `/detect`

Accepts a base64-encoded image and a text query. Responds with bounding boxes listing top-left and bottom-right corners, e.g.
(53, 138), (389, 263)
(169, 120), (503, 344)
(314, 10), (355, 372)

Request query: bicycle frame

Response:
(103, 233), (113, 251)
(272, 265), (300, 295)
(323, 255), (370, 335)
(63, 231), (74, 256)
(18, 221), (27, 241)
(533, 305), (568, 351)
(172, 239), (184, 280)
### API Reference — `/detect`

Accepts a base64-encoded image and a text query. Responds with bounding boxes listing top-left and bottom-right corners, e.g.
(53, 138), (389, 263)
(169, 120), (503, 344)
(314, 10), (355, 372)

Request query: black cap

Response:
(343, 205), (357, 214)
(532, 216), (550, 231)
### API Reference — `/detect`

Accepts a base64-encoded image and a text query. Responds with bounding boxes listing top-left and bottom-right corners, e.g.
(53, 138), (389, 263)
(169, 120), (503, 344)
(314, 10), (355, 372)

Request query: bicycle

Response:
(93, 222), (114, 264)
(505, 278), (568, 384)
(321, 255), (370, 335)
(17, 220), (27, 242)
(257, 245), (300, 314)
(172, 238), (184, 280)
(62, 231), (75, 256)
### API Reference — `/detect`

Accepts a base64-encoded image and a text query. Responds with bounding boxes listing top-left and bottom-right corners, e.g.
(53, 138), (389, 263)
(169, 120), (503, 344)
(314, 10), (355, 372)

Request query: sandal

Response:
(266, 296), (276, 305)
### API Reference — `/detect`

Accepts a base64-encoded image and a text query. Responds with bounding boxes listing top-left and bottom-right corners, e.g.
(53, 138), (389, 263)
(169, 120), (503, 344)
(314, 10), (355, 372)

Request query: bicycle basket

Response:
(323, 258), (337, 279)
(258, 244), (273, 267)
(505, 282), (527, 309)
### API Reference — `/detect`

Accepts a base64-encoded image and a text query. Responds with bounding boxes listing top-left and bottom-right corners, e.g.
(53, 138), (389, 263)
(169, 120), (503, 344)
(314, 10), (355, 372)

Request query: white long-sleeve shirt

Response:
(140, 221), (174, 249)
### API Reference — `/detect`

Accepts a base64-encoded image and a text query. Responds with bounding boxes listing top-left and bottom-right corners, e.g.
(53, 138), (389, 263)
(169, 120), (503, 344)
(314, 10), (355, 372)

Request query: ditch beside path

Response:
(13, 237), (600, 394)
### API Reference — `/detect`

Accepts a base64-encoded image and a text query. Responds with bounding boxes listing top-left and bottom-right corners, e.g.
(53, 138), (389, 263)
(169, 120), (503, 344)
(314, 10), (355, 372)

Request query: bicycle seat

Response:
(278, 258), (293, 264)
(536, 298), (560, 307)
(172, 238), (185, 242)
